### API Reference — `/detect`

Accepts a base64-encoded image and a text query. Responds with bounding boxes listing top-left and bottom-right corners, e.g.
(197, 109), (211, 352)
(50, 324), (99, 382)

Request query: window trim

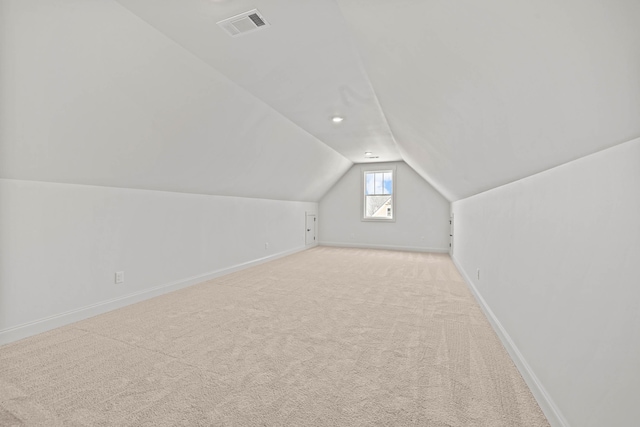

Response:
(361, 165), (396, 222)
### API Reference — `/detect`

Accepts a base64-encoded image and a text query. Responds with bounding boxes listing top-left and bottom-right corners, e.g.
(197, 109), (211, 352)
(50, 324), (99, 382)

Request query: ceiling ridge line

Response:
(333, 0), (451, 202)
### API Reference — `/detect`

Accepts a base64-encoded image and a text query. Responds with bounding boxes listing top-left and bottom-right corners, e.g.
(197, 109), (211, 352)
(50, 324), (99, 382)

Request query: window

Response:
(362, 168), (395, 221)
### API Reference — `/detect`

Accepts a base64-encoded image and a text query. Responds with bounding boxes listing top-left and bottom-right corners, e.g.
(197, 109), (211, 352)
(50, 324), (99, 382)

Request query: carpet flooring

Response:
(0, 247), (550, 426)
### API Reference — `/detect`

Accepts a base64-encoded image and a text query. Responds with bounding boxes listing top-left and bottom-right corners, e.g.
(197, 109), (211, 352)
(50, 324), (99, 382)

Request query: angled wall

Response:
(319, 161), (450, 252)
(0, 0), (348, 344)
(451, 138), (640, 427)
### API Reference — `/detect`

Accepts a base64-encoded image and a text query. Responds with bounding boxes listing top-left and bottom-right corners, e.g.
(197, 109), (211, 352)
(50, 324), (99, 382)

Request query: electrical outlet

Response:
(115, 271), (124, 284)
(265, 242), (269, 250)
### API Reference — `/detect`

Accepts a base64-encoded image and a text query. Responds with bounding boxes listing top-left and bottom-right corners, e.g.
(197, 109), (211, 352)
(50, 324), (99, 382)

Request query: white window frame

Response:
(361, 165), (396, 222)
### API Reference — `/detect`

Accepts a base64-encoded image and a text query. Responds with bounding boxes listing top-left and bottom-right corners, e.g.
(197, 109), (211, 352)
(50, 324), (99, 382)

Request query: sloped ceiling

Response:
(0, 0), (352, 202)
(2, 0), (638, 202)
(114, 0), (401, 164)
(337, 0), (640, 200)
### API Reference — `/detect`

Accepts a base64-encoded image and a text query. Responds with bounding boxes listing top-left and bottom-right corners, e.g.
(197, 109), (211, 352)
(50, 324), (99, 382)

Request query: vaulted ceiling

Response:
(1, 0), (638, 202)
(338, 0), (640, 200)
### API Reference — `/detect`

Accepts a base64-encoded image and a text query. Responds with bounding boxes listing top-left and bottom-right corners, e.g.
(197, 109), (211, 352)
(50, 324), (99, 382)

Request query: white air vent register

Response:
(218, 9), (270, 37)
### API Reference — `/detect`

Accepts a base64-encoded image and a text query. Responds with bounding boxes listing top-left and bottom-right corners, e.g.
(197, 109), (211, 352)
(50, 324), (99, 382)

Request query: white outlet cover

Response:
(115, 271), (124, 284)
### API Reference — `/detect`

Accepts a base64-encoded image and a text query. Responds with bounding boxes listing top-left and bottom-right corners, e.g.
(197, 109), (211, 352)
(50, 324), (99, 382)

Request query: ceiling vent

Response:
(217, 9), (270, 37)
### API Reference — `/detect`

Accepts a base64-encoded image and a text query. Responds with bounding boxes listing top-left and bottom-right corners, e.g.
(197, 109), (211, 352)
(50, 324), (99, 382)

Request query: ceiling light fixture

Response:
(332, 116), (344, 123)
(364, 151), (372, 156)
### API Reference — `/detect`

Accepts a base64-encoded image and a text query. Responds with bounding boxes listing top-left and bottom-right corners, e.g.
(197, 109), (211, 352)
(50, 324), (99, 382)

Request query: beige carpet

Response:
(0, 247), (550, 426)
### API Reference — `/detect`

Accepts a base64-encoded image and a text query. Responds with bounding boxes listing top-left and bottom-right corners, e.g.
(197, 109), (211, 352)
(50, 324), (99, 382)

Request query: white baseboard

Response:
(319, 241), (450, 253)
(450, 255), (570, 427)
(0, 246), (309, 346)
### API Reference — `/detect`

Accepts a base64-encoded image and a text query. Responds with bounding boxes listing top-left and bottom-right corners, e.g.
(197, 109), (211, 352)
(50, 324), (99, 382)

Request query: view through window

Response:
(363, 170), (393, 220)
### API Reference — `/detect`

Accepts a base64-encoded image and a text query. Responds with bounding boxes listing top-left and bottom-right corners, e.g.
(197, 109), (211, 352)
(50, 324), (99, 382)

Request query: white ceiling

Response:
(114, 0), (640, 200)
(2, 0), (638, 202)
(0, 0), (351, 201)
(337, 0), (640, 200)
(114, 0), (402, 164)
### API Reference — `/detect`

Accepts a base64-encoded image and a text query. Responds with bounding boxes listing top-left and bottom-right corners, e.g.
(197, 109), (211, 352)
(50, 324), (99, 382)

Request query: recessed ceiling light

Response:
(364, 151), (372, 156)
(332, 116), (344, 123)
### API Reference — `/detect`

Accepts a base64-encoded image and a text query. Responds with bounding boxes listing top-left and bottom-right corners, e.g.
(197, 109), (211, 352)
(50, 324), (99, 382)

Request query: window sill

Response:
(361, 217), (396, 223)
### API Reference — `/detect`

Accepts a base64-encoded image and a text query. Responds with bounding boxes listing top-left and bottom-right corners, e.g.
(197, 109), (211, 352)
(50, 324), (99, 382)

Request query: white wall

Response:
(319, 161), (450, 252)
(0, 0), (339, 346)
(451, 138), (640, 427)
(0, 179), (316, 344)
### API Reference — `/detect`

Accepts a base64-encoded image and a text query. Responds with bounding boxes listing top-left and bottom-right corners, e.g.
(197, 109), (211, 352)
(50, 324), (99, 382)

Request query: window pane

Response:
(383, 172), (392, 194)
(365, 195), (392, 217)
(365, 172), (374, 195)
(363, 170), (394, 220)
(374, 172), (383, 194)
